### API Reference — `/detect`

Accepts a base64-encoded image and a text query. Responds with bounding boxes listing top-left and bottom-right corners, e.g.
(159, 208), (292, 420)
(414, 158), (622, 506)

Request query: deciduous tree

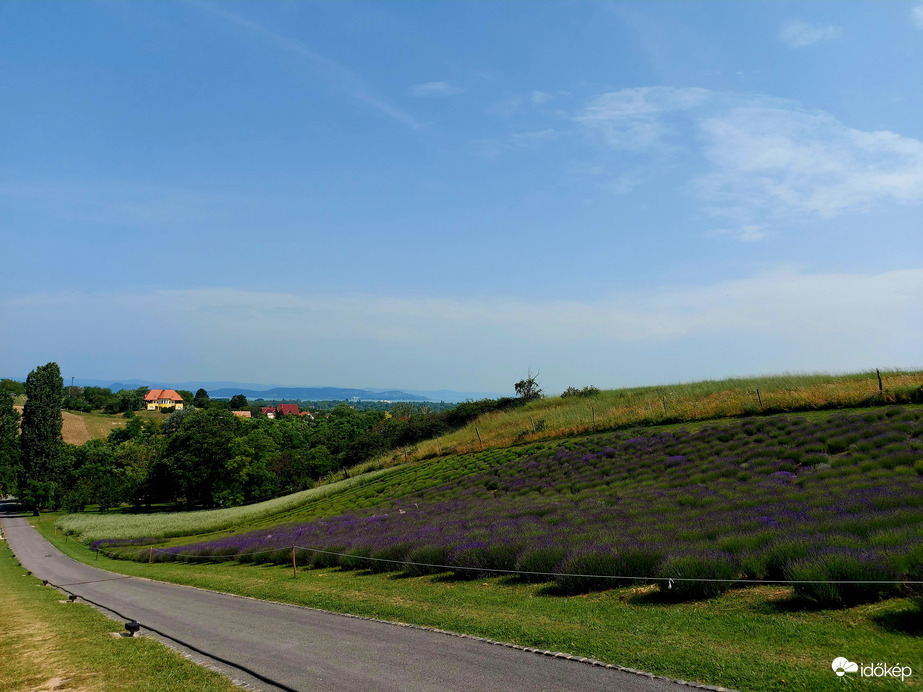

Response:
(514, 369), (543, 401)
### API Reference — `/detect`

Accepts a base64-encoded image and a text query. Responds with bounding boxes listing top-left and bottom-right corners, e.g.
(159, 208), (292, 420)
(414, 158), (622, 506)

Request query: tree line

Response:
(0, 363), (538, 513)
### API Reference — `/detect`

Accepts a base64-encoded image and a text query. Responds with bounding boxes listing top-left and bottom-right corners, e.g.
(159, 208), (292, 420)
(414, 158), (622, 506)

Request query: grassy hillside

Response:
(57, 468), (393, 542)
(45, 391), (923, 692)
(373, 370), (922, 466)
(60, 405), (923, 606)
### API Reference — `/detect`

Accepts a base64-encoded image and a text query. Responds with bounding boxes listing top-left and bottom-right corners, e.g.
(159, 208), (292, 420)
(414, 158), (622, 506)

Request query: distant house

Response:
(259, 404), (313, 419)
(231, 410), (252, 418)
(145, 389), (184, 411)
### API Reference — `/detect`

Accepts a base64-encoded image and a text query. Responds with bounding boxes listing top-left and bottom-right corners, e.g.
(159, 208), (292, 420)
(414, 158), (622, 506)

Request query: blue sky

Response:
(1, 1), (921, 393)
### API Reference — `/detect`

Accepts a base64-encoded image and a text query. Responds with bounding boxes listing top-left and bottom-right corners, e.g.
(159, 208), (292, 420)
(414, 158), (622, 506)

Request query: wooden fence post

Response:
(292, 545), (297, 579)
(475, 427), (482, 445)
(877, 369), (883, 395)
(148, 547), (153, 565)
(530, 417), (535, 433)
(756, 389), (763, 410)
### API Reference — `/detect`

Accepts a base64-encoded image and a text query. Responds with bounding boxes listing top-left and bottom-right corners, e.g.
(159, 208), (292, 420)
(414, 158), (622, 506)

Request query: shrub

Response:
(760, 539), (815, 580)
(367, 543), (413, 573)
(657, 553), (739, 601)
(786, 550), (897, 607)
(515, 546), (567, 582)
(403, 545), (449, 576)
(555, 547), (663, 594)
(561, 386), (601, 398)
(252, 549), (276, 565)
(337, 545), (372, 571)
(448, 542), (520, 579)
(269, 548), (292, 565)
(310, 545), (345, 569)
(902, 561), (923, 613)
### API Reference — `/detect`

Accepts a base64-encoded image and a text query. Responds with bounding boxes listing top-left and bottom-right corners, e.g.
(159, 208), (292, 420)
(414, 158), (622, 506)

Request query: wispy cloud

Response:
(778, 21), (842, 47)
(510, 129), (557, 149)
(913, 5), (923, 29)
(696, 105), (923, 219)
(0, 179), (258, 227)
(470, 129), (558, 158)
(575, 87), (709, 152)
(575, 88), (923, 229)
(706, 225), (766, 242)
(488, 90), (558, 117)
(408, 81), (464, 97)
(194, 4), (417, 127)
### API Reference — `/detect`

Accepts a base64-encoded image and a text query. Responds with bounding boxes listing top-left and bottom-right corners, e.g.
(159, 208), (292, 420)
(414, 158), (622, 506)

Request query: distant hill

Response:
(13, 377), (505, 403)
(207, 386), (430, 402)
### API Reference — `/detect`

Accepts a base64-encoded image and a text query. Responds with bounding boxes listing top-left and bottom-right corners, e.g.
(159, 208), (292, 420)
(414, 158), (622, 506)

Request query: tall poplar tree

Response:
(20, 362), (64, 514)
(0, 393), (20, 496)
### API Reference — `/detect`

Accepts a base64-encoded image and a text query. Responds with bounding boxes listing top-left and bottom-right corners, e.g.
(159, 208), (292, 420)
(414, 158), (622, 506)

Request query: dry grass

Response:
(0, 541), (240, 692)
(13, 407), (126, 445)
(0, 557), (98, 692)
(60, 412), (91, 446)
(78, 412), (128, 441)
(372, 370), (923, 466)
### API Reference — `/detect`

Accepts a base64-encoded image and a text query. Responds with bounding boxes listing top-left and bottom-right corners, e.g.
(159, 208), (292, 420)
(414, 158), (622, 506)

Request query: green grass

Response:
(76, 410), (130, 440)
(0, 538), (240, 692)
(33, 515), (922, 692)
(63, 409), (167, 442)
(57, 467), (395, 542)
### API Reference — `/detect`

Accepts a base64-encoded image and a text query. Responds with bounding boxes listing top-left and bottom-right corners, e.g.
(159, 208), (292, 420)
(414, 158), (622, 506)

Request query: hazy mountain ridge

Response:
(5, 377), (511, 402)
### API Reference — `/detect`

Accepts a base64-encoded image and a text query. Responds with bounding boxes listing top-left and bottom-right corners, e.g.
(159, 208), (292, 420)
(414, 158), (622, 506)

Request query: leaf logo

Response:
(832, 657), (858, 676)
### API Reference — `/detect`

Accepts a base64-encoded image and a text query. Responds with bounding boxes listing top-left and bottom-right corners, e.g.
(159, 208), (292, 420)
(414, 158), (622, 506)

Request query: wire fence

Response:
(95, 543), (923, 586)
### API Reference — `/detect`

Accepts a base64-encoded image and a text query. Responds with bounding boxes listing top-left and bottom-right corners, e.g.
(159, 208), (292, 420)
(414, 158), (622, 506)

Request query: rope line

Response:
(55, 576), (134, 587)
(45, 580), (300, 692)
(120, 543), (923, 586)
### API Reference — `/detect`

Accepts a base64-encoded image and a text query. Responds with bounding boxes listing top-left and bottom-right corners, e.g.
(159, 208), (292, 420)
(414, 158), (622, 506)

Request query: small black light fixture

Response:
(42, 579), (48, 586)
(68, 594), (78, 602)
(124, 621), (141, 637)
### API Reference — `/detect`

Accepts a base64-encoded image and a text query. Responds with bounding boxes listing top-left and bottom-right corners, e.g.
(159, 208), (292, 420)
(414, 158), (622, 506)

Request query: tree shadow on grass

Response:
(752, 592), (831, 614)
(871, 607), (923, 636)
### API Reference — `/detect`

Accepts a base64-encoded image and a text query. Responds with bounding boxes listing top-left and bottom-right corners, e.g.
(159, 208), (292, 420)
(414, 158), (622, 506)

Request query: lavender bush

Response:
(123, 407), (923, 608)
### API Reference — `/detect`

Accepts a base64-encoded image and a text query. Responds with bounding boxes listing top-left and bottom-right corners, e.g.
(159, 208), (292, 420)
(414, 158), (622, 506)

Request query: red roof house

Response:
(145, 389), (184, 411)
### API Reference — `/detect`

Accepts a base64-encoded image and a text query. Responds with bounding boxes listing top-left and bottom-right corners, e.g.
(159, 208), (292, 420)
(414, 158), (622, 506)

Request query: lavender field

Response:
(134, 406), (923, 607)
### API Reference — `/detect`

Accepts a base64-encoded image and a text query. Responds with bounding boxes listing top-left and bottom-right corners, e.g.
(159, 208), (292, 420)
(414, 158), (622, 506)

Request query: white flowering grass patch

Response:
(55, 469), (394, 542)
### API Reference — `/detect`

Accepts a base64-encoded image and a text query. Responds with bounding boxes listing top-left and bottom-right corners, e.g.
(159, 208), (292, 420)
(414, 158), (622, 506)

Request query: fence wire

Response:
(98, 542), (923, 586)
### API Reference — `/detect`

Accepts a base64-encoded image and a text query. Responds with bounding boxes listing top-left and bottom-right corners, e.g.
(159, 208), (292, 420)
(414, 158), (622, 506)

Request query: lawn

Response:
(0, 538), (240, 692)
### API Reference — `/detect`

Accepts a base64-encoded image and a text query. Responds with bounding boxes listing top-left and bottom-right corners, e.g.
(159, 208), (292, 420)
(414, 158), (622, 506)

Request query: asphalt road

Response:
(1, 502), (719, 692)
